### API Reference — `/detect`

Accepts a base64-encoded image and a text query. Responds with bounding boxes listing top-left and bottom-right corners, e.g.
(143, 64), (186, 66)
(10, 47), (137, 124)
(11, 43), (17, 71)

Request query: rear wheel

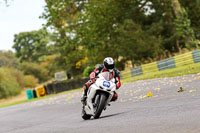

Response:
(93, 93), (108, 119)
(81, 107), (91, 120)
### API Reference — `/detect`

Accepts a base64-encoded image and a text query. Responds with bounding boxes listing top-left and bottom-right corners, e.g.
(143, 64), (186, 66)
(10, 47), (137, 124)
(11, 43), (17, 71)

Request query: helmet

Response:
(103, 57), (115, 71)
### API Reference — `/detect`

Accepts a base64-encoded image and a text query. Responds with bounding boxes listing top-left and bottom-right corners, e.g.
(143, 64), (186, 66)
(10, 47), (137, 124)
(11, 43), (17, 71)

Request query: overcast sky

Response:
(0, 0), (46, 51)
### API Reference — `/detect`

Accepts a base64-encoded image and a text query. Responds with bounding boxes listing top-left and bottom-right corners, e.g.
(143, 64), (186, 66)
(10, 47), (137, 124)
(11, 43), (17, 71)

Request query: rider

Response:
(81, 57), (121, 103)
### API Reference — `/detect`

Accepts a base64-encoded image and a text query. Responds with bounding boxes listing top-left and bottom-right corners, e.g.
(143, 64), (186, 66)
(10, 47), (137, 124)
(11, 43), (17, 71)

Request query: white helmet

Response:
(103, 57), (115, 72)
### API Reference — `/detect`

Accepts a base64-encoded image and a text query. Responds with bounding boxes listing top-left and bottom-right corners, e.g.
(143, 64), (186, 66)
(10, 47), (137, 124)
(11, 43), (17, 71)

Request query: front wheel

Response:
(93, 93), (108, 119)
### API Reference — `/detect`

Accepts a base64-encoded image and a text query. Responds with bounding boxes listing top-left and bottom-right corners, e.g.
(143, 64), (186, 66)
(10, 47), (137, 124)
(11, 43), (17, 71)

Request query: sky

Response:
(0, 0), (46, 51)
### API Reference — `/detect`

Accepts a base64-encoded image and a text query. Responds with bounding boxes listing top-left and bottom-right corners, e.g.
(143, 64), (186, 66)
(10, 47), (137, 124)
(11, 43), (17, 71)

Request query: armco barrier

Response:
(45, 78), (89, 94)
(174, 52), (193, 67)
(142, 62), (158, 74)
(121, 69), (131, 79)
(28, 78), (89, 99)
(131, 66), (143, 76)
(192, 50), (200, 63)
(122, 49), (200, 79)
(157, 57), (176, 71)
(45, 83), (54, 95)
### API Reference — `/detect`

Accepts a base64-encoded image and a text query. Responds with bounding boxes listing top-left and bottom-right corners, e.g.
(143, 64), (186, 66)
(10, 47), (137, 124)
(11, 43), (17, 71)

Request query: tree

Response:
(171, 0), (198, 50)
(0, 50), (19, 68)
(179, 0), (200, 40)
(0, 67), (21, 99)
(42, 0), (152, 70)
(0, 0), (13, 6)
(116, 20), (161, 65)
(140, 0), (198, 52)
(42, 0), (89, 76)
(19, 62), (50, 83)
(39, 54), (62, 76)
(42, 0), (200, 75)
(13, 28), (55, 63)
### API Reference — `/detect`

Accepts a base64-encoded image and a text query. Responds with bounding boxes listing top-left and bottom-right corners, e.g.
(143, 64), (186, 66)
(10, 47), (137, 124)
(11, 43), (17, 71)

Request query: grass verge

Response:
(121, 63), (200, 83)
(0, 88), (82, 108)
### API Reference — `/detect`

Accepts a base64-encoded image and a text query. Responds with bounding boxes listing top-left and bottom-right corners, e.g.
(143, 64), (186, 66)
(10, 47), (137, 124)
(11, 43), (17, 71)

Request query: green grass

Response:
(122, 62), (200, 83)
(0, 88), (82, 108)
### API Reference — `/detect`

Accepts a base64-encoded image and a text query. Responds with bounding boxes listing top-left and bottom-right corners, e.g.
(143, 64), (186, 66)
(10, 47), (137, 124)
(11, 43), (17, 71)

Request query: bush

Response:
(7, 68), (25, 88)
(3, 68), (38, 88)
(23, 75), (38, 88)
(0, 50), (19, 68)
(20, 62), (50, 83)
(83, 66), (95, 77)
(0, 68), (21, 99)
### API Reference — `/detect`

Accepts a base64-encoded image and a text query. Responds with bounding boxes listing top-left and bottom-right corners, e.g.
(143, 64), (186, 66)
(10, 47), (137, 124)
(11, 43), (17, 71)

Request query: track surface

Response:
(0, 74), (200, 133)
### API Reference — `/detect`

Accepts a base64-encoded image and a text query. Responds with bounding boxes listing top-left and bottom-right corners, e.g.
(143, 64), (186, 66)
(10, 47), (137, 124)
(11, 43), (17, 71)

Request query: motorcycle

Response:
(81, 72), (117, 120)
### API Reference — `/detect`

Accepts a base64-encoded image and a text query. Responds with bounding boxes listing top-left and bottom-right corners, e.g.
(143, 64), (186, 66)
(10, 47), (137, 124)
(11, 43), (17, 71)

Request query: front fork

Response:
(94, 94), (100, 107)
(95, 91), (114, 109)
(105, 92), (113, 107)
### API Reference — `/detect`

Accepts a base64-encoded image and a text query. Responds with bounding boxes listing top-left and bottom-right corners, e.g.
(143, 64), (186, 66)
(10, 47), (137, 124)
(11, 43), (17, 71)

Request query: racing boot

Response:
(81, 95), (87, 105)
(81, 85), (88, 105)
(81, 79), (96, 105)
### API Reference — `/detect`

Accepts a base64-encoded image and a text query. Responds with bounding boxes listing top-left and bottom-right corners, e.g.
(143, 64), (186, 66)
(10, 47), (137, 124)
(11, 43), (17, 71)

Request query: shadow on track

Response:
(96, 111), (129, 120)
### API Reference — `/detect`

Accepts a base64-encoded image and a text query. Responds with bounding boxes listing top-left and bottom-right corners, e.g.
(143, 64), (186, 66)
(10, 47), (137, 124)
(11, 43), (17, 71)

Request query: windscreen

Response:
(100, 72), (114, 81)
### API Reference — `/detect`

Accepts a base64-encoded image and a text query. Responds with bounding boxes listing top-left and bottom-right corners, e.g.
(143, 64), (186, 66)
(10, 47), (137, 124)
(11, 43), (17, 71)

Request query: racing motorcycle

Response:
(81, 72), (117, 120)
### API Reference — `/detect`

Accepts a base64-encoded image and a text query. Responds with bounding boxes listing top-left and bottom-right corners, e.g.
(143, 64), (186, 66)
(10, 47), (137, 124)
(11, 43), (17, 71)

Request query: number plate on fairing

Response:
(103, 81), (110, 88)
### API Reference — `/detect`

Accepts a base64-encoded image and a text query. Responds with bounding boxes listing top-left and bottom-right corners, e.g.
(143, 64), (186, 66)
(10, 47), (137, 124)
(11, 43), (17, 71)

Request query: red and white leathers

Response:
(83, 64), (121, 101)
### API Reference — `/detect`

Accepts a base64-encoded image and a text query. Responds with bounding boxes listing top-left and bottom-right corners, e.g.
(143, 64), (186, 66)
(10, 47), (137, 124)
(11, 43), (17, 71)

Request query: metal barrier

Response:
(121, 49), (200, 79)
(131, 66), (143, 77)
(142, 62), (158, 74)
(157, 57), (176, 71)
(193, 50), (200, 63)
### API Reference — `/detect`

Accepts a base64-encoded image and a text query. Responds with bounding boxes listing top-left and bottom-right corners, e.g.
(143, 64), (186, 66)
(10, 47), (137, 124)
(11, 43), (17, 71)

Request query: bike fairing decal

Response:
(103, 81), (110, 88)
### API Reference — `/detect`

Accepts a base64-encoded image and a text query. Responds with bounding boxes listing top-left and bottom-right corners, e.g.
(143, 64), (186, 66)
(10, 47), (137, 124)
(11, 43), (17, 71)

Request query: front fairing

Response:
(96, 72), (116, 91)
(95, 78), (116, 92)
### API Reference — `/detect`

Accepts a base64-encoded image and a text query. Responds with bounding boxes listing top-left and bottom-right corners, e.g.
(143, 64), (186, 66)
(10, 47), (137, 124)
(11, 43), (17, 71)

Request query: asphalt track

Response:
(0, 74), (200, 133)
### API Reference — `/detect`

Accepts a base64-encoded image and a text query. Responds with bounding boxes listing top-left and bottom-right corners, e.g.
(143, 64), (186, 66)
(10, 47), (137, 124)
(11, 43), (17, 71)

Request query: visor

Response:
(106, 64), (114, 69)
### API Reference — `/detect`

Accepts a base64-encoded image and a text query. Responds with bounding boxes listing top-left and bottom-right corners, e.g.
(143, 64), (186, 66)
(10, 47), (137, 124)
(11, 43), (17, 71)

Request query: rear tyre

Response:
(82, 107), (91, 120)
(93, 93), (107, 119)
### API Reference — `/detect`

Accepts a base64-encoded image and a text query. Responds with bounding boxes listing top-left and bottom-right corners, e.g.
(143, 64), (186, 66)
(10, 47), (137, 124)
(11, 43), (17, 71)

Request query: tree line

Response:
(9, 0), (200, 78)
(1, 0), (200, 99)
(40, 0), (199, 76)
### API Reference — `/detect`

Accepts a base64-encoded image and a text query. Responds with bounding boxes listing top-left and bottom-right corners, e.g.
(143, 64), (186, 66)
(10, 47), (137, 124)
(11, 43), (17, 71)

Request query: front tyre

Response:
(93, 93), (108, 119)
(82, 107), (91, 120)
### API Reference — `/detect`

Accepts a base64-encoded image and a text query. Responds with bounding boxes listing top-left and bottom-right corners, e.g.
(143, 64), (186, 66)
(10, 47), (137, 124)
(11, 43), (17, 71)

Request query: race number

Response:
(103, 81), (110, 88)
